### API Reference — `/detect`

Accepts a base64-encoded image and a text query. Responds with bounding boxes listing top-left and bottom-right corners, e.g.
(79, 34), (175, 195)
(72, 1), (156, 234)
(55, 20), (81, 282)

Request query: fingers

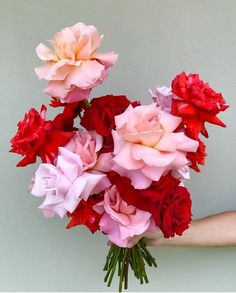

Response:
(143, 237), (164, 247)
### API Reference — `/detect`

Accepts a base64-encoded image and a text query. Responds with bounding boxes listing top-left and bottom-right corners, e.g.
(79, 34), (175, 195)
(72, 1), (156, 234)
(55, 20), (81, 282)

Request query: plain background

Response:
(1, 0), (236, 291)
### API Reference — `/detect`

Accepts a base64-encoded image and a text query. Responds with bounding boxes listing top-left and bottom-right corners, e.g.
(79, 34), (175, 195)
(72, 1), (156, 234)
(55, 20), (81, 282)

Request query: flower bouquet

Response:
(10, 22), (228, 291)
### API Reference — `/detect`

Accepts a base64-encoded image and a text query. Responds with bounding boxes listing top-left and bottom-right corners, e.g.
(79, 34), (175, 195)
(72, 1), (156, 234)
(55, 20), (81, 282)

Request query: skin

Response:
(144, 211), (236, 247)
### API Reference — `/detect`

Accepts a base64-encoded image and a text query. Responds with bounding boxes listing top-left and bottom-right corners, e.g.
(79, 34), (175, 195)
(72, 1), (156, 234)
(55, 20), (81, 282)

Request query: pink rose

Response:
(112, 103), (199, 189)
(30, 147), (110, 218)
(98, 185), (154, 248)
(65, 129), (103, 170)
(65, 129), (112, 173)
(35, 22), (118, 102)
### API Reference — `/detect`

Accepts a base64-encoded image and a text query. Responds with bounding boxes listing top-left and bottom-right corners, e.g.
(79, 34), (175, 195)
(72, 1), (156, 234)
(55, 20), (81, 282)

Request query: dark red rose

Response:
(107, 171), (191, 237)
(80, 95), (139, 149)
(171, 72), (228, 139)
(152, 186), (192, 238)
(10, 105), (75, 167)
(187, 139), (207, 172)
(66, 196), (103, 233)
(139, 175), (192, 237)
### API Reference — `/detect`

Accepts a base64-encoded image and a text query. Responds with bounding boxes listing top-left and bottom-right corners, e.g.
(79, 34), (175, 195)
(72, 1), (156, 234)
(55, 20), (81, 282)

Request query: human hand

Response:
(143, 229), (165, 247)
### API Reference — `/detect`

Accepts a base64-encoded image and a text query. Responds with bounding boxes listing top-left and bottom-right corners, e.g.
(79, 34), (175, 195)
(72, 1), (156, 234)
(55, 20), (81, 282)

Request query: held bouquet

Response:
(10, 22), (228, 291)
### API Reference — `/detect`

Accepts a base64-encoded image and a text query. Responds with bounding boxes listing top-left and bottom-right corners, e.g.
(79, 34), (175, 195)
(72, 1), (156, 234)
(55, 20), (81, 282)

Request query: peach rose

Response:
(112, 103), (199, 189)
(35, 22), (118, 102)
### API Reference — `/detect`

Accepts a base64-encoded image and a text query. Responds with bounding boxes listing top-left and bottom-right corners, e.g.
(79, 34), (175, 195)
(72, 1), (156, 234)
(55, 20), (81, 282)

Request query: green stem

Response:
(103, 244), (115, 271)
(134, 246), (143, 284)
(103, 241), (157, 291)
(140, 241), (157, 267)
(119, 249), (128, 292)
(124, 249), (131, 289)
(137, 244), (149, 284)
(85, 99), (90, 108)
(104, 246), (119, 282)
(107, 248), (121, 287)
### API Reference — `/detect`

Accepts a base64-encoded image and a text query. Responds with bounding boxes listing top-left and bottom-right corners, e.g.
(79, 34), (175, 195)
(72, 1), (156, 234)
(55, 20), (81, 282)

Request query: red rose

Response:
(80, 95), (139, 149)
(187, 139), (207, 172)
(10, 105), (75, 167)
(66, 196), (103, 233)
(107, 171), (191, 237)
(171, 72), (228, 139)
(139, 175), (192, 238)
(150, 186), (192, 238)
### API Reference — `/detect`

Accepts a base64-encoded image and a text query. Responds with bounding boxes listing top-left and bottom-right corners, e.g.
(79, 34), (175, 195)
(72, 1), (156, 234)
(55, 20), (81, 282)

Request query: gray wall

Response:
(1, 0), (236, 291)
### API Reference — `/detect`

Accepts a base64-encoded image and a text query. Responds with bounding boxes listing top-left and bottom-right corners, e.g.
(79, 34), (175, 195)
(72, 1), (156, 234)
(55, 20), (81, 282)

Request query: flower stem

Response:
(119, 249), (128, 292)
(103, 239), (157, 291)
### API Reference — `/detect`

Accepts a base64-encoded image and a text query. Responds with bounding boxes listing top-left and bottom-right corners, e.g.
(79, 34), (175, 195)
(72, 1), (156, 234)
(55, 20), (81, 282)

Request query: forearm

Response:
(146, 211), (236, 247)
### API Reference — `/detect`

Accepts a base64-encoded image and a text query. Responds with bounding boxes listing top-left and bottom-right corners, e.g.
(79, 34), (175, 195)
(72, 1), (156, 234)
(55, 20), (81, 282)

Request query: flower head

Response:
(10, 105), (74, 166)
(98, 185), (154, 247)
(35, 23), (118, 102)
(65, 129), (103, 170)
(171, 72), (229, 139)
(30, 147), (110, 218)
(112, 103), (199, 189)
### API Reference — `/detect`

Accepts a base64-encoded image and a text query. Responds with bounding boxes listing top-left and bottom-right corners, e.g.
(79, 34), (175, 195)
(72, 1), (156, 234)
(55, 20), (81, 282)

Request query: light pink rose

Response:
(35, 22), (118, 102)
(30, 147), (110, 218)
(98, 185), (154, 248)
(112, 103), (199, 189)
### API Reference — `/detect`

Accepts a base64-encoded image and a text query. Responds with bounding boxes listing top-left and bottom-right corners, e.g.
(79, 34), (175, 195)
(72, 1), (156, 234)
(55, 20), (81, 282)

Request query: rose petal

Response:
(63, 86), (91, 103)
(159, 110), (182, 132)
(113, 142), (144, 170)
(112, 164), (152, 189)
(80, 171), (106, 200)
(94, 152), (114, 172)
(35, 59), (75, 80)
(132, 144), (176, 167)
(36, 43), (59, 61)
(141, 165), (166, 181)
(65, 60), (105, 88)
(92, 52), (118, 66)
(57, 147), (83, 181)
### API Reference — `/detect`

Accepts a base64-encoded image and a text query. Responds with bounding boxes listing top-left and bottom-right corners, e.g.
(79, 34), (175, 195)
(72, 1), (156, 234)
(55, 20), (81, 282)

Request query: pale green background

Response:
(1, 0), (236, 291)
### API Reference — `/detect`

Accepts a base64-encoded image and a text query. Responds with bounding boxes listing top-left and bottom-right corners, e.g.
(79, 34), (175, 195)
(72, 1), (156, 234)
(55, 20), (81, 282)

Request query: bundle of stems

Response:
(103, 239), (157, 292)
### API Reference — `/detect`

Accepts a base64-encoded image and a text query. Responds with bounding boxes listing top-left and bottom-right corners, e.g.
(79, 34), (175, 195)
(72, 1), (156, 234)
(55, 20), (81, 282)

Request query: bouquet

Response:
(10, 22), (229, 291)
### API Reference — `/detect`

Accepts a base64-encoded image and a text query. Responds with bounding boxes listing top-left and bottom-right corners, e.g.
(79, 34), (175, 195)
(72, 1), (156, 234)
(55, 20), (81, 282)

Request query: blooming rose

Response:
(112, 103), (199, 189)
(98, 185), (154, 247)
(10, 105), (74, 166)
(35, 22), (118, 102)
(171, 72), (229, 139)
(30, 147), (110, 218)
(151, 186), (192, 238)
(81, 95), (139, 149)
(65, 129), (103, 170)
